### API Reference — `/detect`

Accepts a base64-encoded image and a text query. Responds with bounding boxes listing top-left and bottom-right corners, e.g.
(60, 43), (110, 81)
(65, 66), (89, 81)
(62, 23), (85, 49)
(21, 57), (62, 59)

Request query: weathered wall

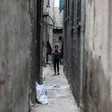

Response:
(53, 6), (63, 49)
(109, 0), (112, 105)
(0, 0), (30, 111)
(48, 0), (54, 48)
(83, 0), (112, 111)
(0, 0), (42, 111)
(42, 0), (54, 65)
(42, 0), (48, 65)
(63, 0), (112, 112)
(64, 0), (82, 106)
(29, 0), (43, 105)
(53, 33), (63, 49)
(53, 8), (63, 29)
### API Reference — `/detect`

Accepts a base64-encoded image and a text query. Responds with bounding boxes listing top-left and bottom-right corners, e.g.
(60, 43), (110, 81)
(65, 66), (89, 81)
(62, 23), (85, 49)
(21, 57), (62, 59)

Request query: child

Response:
(52, 45), (61, 75)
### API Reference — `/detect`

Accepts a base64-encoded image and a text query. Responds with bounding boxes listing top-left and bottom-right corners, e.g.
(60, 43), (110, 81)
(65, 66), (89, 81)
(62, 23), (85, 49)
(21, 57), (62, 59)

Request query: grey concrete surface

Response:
(0, 0), (43, 111)
(0, 1), (30, 112)
(31, 63), (80, 112)
(63, 0), (112, 112)
(29, 0), (43, 105)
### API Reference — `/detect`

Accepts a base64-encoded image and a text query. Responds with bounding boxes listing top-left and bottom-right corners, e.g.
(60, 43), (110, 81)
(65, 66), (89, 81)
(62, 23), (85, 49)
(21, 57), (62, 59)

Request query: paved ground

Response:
(31, 63), (80, 112)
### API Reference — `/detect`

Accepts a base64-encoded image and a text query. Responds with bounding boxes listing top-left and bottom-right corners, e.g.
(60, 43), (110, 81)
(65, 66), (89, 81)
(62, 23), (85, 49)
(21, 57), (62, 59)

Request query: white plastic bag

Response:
(36, 82), (48, 104)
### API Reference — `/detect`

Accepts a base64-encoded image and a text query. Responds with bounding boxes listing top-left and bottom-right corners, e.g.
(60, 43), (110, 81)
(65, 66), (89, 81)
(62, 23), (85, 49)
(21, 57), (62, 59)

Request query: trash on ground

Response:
(36, 82), (48, 104)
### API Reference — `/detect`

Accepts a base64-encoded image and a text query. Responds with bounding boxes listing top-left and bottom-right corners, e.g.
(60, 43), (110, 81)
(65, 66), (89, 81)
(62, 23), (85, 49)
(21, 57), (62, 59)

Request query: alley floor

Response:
(31, 62), (80, 112)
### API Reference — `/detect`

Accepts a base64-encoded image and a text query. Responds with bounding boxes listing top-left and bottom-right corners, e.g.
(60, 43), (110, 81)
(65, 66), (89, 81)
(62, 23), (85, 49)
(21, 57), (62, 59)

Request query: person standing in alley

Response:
(52, 45), (61, 75)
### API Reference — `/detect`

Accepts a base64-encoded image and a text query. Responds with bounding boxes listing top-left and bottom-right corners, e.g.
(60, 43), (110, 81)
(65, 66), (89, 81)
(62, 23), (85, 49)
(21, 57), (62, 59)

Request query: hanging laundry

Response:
(59, 0), (63, 12)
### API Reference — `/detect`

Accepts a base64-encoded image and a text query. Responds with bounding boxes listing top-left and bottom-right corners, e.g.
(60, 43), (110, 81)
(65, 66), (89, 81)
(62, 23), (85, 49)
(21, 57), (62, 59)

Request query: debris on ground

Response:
(35, 82), (48, 104)
(31, 63), (80, 112)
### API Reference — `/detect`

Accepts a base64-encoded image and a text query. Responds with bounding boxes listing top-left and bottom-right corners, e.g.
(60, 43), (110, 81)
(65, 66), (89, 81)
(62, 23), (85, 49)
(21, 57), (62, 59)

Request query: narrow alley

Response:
(31, 63), (80, 112)
(0, 0), (112, 112)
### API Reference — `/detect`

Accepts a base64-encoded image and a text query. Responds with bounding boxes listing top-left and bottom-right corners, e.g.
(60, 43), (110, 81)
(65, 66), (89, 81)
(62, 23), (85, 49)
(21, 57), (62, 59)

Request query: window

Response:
(59, 36), (62, 41)
(47, 0), (50, 7)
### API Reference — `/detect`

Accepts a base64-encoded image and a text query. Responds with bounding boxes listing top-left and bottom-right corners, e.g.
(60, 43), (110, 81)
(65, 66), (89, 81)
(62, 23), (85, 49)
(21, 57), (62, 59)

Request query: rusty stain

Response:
(2, 62), (5, 67)
(0, 78), (6, 87)
(0, 62), (6, 87)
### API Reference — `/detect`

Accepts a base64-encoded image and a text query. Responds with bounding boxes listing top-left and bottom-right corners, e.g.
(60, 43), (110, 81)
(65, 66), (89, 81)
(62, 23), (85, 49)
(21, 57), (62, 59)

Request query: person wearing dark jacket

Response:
(52, 45), (61, 75)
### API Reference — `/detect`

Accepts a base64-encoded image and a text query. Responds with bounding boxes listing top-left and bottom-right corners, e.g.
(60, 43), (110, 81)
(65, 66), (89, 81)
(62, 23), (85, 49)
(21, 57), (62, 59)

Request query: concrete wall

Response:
(0, 0), (42, 111)
(83, 0), (112, 111)
(109, 0), (112, 105)
(54, 8), (63, 29)
(53, 6), (63, 49)
(53, 33), (63, 49)
(29, 0), (43, 105)
(42, 0), (54, 65)
(48, 0), (54, 48)
(64, 0), (82, 105)
(0, 0), (30, 111)
(63, 0), (112, 112)
(42, 0), (48, 65)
